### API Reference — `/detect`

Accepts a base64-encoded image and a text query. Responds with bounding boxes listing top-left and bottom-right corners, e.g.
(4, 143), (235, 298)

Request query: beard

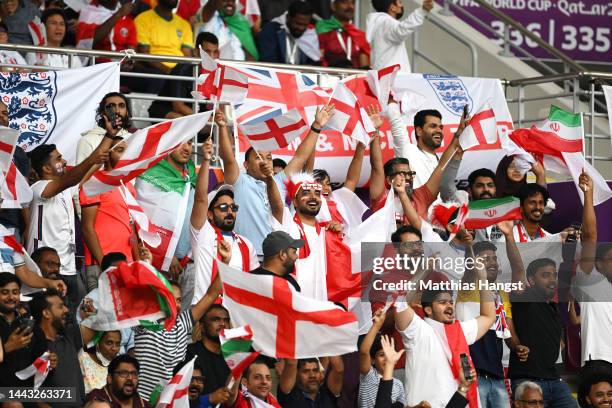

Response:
(215, 216), (235, 232)
(284, 261), (296, 275)
(396, 6), (404, 19)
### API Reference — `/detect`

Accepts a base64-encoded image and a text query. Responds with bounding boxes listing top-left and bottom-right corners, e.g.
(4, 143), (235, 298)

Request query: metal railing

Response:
(0, 44), (610, 173)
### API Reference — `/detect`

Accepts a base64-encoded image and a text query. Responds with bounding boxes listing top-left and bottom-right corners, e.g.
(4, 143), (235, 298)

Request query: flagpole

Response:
(213, 377), (236, 408)
(119, 180), (144, 248)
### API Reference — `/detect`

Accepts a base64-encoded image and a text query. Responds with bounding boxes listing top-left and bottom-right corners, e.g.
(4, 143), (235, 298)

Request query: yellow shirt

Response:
(134, 9), (193, 68)
(456, 288), (512, 319)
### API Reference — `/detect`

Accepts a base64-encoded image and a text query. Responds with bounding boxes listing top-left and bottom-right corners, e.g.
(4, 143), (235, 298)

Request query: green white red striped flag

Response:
(220, 325), (260, 380)
(464, 197), (521, 230)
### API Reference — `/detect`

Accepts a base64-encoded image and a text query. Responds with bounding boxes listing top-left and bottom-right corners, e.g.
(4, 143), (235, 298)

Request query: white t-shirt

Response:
(0, 50), (27, 68)
(270, 207), (328, 300)
(25, 52), (83, 69)
(26, 181), (77, 275)
(401, 315), (478, 407)
(199, 10), (245, 61)
(512, 222), (551, 242)
(572, 266), (612, 365)
(190, 220), (259, 305)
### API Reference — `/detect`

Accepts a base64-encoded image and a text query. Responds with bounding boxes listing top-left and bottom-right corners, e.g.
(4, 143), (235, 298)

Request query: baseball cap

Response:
(262, 231), (304, 257)
(207, 184), (234, 209)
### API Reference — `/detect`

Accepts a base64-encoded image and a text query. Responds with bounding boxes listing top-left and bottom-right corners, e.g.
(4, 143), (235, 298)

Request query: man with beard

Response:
(366, 0), (434, 71)
(31, 246), (61, 280)
(369, 105), (469, 220)
(258, 1), (320, 65)
(86, 354), (151, 407)
(509, 257), (578, 407)
(29, 288), (99, 406)
(250, 231), (303, 291)
(513, 183), (551, 242)
(278, 357), (344, 408)
(190, 138), (259, 306)
(200, 0), (258, 60)
(27, 123), (112, 313)
(395, 264), (495, 406)
(578, 374), (612, 408)
(187, 304), (232, 405)
(230, 358), (282, 408)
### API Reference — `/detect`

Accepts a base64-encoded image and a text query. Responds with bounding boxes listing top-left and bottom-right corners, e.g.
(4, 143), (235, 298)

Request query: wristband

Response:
(310, 125), (321, 134)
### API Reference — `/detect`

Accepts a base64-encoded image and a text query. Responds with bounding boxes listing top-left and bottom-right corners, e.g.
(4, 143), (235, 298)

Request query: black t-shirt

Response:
(0, 313), (33, 386)
(148, 64), (194, 118)
(277, 382), (339, 408)
(187, 341), (230, 395)
(469, 330), (504, 378)
(508, 289), (562, 379)
(250, 267), (301, 292)
(31, 323), (85, 406)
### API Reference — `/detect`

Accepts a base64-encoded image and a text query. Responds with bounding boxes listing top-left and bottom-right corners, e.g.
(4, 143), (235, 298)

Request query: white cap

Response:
(207, 184), (235, 209)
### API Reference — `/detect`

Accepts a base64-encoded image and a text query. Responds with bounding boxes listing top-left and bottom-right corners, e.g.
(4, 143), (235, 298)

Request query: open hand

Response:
(366, 104), (383, 130)
(314, 104), (335, 128)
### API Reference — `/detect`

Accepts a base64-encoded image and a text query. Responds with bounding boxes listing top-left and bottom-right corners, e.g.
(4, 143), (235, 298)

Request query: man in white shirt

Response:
(366, 0), (434, 71)
(27, 134), (111, 311)
(388, 105), (442, 189)
(395, 264), (495, 407)
(190, 139), (258, 305)
(513, 183), (551, 242)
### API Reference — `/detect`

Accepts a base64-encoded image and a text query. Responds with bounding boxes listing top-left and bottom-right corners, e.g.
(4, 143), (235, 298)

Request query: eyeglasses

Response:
(214, 203), (239, 212)
(191, 376), (205, 384)
(518, 400), (546, 407)
(390, 171), (416, 178)
(113, 370), (138, 379)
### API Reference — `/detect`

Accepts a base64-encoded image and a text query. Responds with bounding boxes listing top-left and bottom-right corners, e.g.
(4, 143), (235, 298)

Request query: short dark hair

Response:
(28, 144), (57, 178)
(383, 157), (409, 177)
(196, 31), (219, 47)
(243, 357), (270, 379)
(391, 225), (422, 242)
(97, 92), (132, 129)
(201, 304), (229, 322)
(0, 272), (21, 288)
(526, 258), (556, 280)
(421, 289), (453, 316)
(595, 243), (612, 262)
(297, 358), (319, 370)
(41, 8), (65, 24)
(272, 158), (287, 169)
(29, 288), (62, 321)
(578, 373), (612, 408)
(288, 0), (314, 16)
(472, 241), (498, 256)
(467, 168), (496, 190)
(518, 183), (550, 207)
(172, 355), (204, 377)
(369, 333), (383, 359)
(31, 246), (58, 264)
(209, 190), (234, 210)
(413, 110), (442, 130)
(313, 169), (330, 183)
(108, 354), (140, 376)
(371, 0), (395, 13)
(101, 252), (127, 272)
(245, 147), (256, 162)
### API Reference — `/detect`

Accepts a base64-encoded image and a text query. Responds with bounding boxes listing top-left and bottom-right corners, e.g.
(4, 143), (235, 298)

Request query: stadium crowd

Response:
(0, 1), (611, 408)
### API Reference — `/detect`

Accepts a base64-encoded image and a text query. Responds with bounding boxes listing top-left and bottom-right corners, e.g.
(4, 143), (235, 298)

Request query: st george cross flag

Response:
(28, 16), (46, 46)
(509, 105), (612, 205)
(0, 126), (18, 173)
(220, 326), (261, 379)
(459, 102), (498, 151)
(16, 352), (51, 389)
(82, 261), (178, 331)
(1, 161), (33, 209)
(239, 109), (308, 151)
(464, 197), (521, 229)
(218, 262), (358, 359)
(366, 65), (400, 111)
(192, 51), (248, 104)
(156, 357), (196, 408)
(83, 111), (213, 197)
(118, 183), (161, 248)
(327, 82), (375, 146)
(2, 63), (119, 164)
(75, 4), (115, 49)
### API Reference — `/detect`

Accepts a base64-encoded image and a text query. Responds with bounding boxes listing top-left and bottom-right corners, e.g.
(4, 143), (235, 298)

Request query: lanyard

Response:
(336, 31), (352, 61)
(285, 34), (299, 65)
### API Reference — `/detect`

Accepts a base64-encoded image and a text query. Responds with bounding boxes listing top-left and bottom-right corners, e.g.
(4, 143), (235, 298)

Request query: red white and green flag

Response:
(220, 325), (260, 380)
(16, 351), (51, 389)
(510, 105), (612, 205)
(82, 261), (177, 331)
(155, 357), (195, 408)
(464, 197), (521, 230)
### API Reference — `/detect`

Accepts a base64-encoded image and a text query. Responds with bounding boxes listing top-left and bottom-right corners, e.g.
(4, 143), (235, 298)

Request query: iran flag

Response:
(16, 352), (51, 389)
(218, 262), (358, 359)
(2, 63), (119, 164)
(220, 326), (260, 380)
(239, 109), (308, 151)
(156, 357), (196, 408)
(82, 261), (178, 331)
(464, 197), (522, 229)
(510, 105), (612, 205)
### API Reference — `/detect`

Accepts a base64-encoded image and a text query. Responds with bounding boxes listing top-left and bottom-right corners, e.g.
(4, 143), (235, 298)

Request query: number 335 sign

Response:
(452, 0), (611, 63)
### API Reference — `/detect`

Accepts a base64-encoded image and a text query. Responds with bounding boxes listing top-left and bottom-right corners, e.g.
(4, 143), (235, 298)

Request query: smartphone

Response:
(566, 222), (582, 243)
(459, 353), (472, 380)
(20, 317), (35, 334)
(463, 104), (469, 118)
(105, 107), (118, 129)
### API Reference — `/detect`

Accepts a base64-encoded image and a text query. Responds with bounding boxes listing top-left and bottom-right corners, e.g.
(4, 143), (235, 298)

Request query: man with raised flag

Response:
(395, 260), (496, 407)
(189, 133), (258, 306)
(218, 104), (334, 258)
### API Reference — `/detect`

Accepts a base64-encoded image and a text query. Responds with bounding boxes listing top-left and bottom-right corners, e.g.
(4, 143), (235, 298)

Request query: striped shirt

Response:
(133, 309), (194, 399)
(358, 367), (405, 408)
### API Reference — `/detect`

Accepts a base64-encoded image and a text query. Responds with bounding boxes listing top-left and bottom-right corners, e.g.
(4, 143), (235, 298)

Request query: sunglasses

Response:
(390, 171), (416, 178)
(214, 203), (239, 212)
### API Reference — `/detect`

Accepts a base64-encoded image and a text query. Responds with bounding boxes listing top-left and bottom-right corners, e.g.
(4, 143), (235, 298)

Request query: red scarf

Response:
(343, 22), (371, 56)
(444, 321), (479, 408)
(326, 198), (345, 226)
(293, 213), (322, 259)
(516, 222), (545, 242)
(210, 226), (251, 298)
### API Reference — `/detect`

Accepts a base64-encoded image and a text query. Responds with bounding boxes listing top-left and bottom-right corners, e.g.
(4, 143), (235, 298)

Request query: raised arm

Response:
(279, 359), (298, 394)
(262, 160), (284, 224)
(393, 176), (421, 229)
(439, 150), (463, 202)
(190, 139), (214, 230)
(367, 105), (386, 204)
(283, 104), (334, 175)
(192, 273), (223, 321)
(474, 262), (496, 341)
(497, 221), (526, 286)
(578, 171), (596, 274)
(201, 0), (220, 22)
(384, 0), (432, 43)
(343, 142), (365, 192)
(93, 3), (133, 45)
(386, 101), (411, 159)
(531, 161), (547, 188)
(359, 308), (386, 375)
(326, 355), (344, 396)
(216, 110), (240, 185)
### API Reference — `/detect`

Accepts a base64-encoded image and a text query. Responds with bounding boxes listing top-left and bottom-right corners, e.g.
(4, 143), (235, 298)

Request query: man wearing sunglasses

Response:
(86, 354), (151, 407)
(190, 139), (259, 306)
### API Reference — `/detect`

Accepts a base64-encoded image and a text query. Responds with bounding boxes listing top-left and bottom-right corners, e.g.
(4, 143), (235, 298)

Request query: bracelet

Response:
(310, 125), (321, 134)
(458, 385), (469, 393)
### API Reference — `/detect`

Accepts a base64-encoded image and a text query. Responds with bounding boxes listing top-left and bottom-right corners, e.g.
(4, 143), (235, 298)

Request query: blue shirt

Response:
(233, 171), (287, 255)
